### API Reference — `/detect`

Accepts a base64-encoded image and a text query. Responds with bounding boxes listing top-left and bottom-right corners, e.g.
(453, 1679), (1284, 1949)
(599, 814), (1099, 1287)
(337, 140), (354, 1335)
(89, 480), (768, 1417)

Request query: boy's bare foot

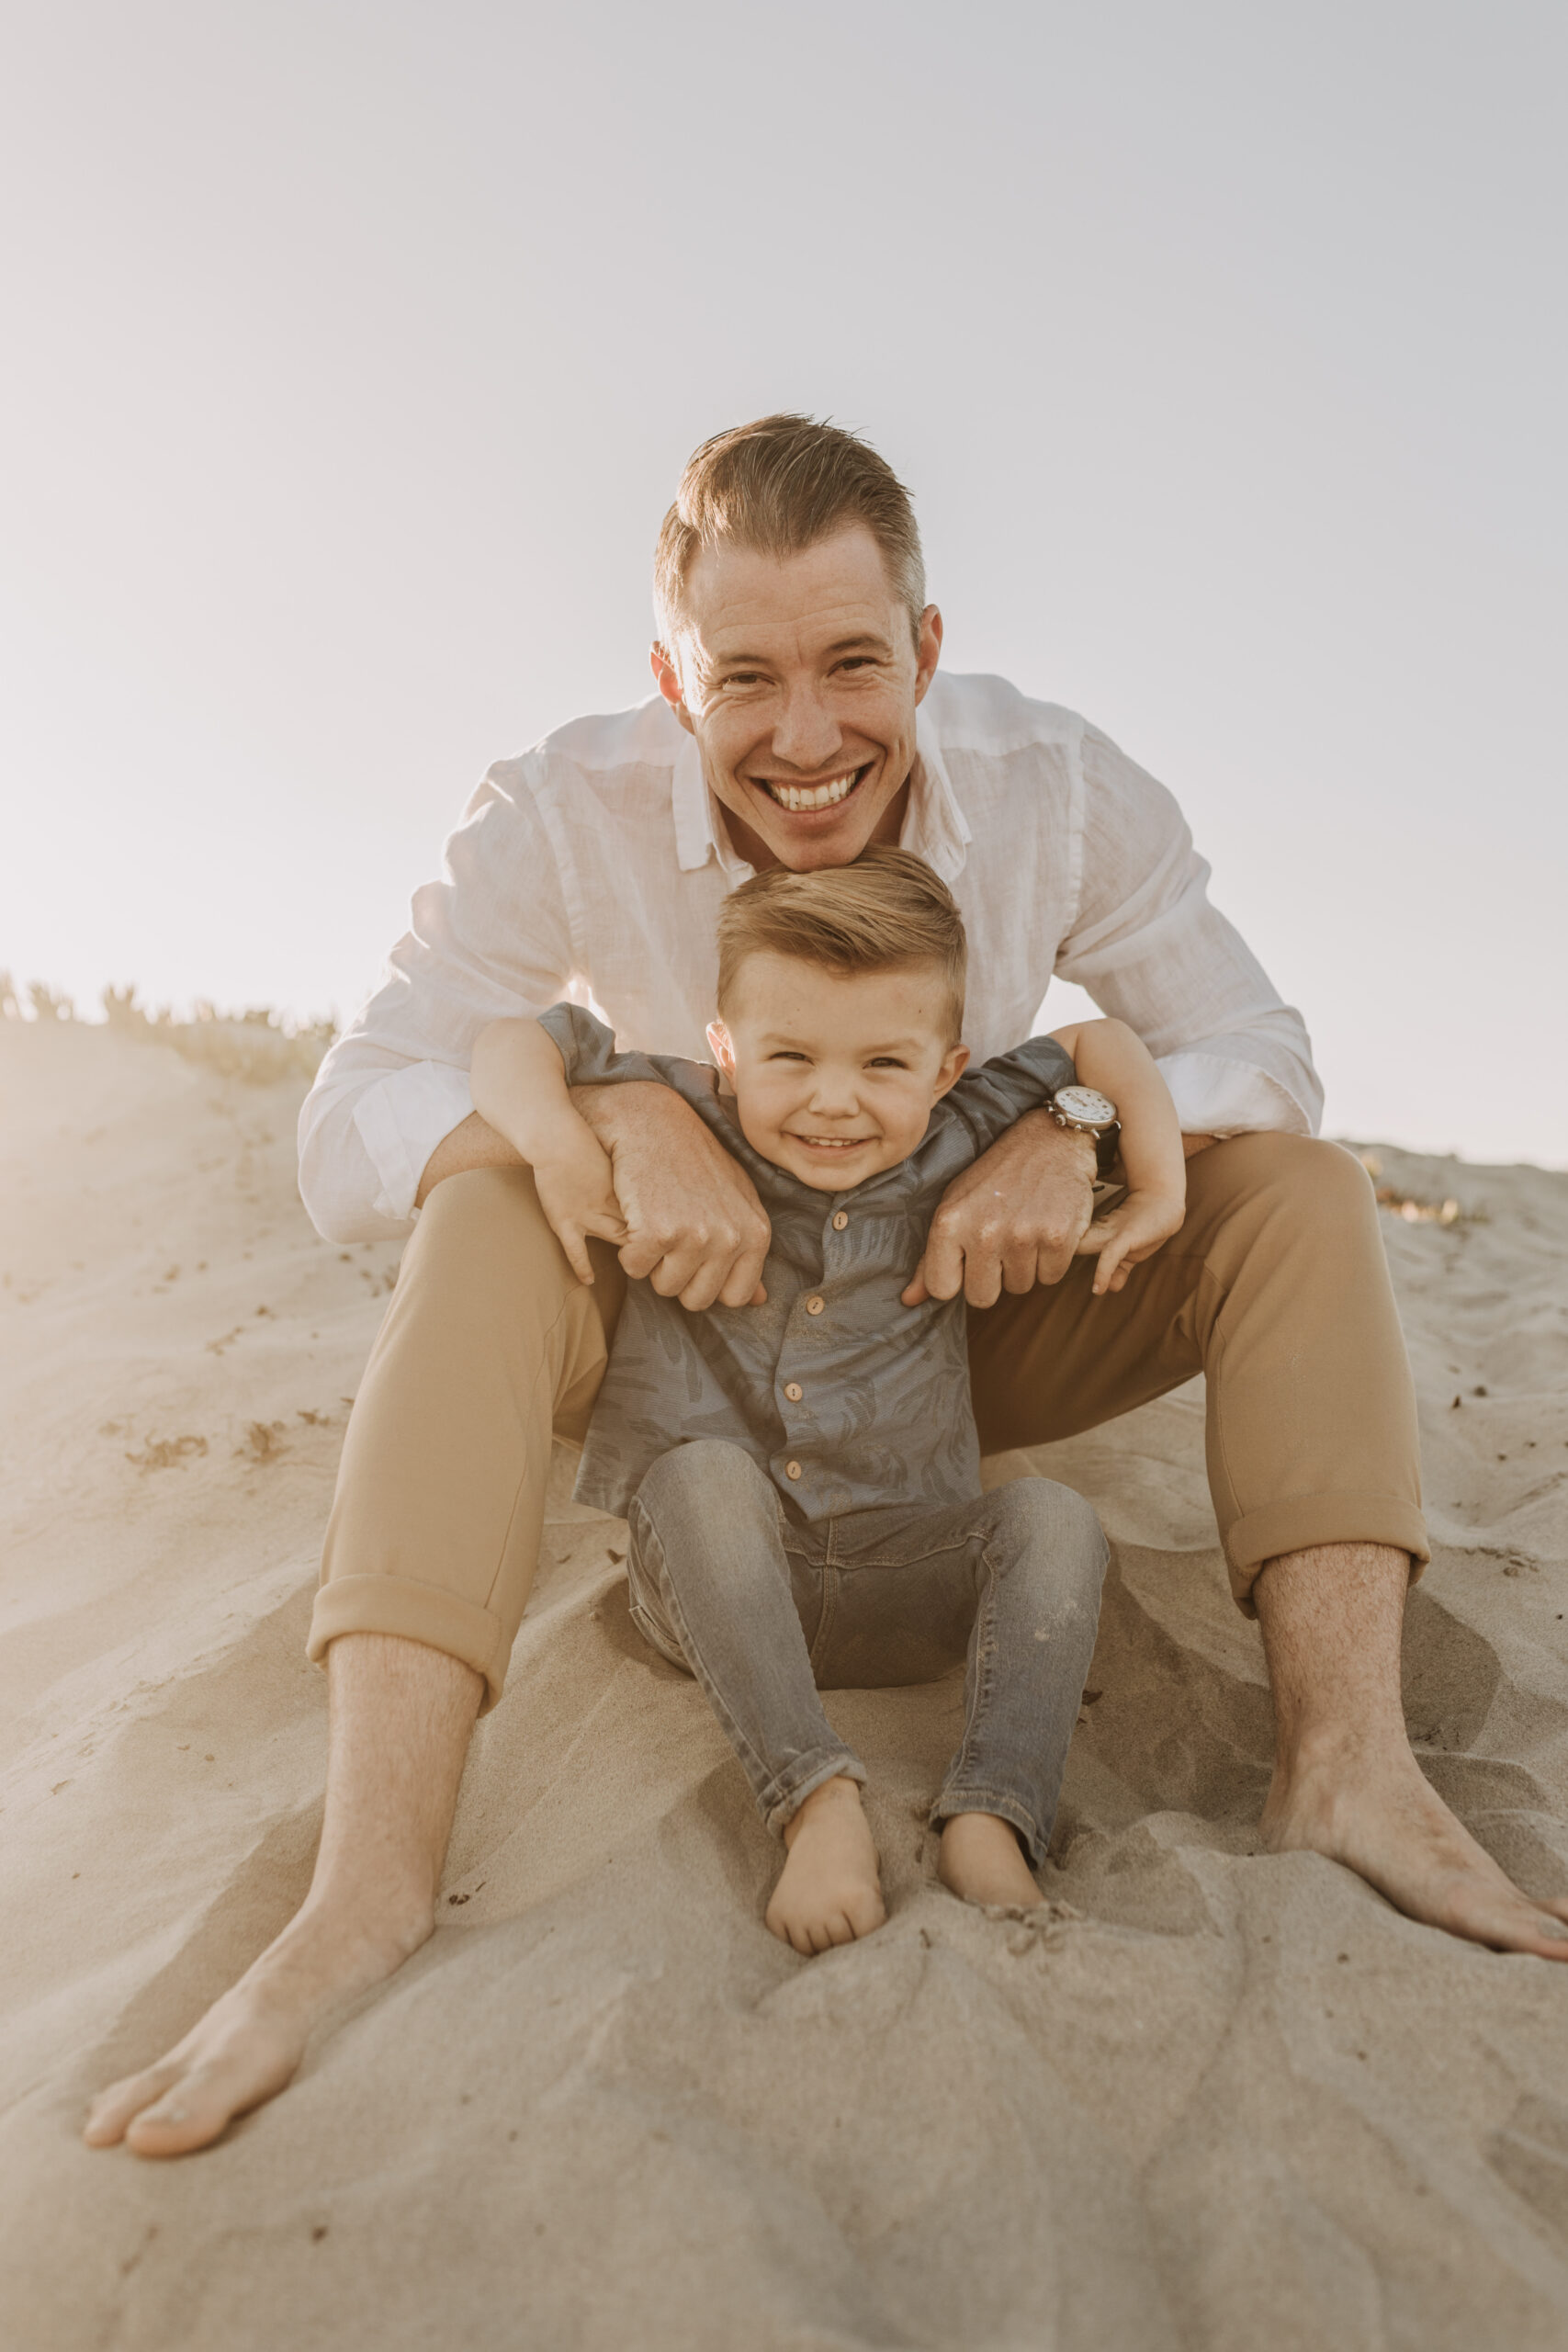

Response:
(938, 1811), (1042, 1908)
(765, 1775), (886, 1955)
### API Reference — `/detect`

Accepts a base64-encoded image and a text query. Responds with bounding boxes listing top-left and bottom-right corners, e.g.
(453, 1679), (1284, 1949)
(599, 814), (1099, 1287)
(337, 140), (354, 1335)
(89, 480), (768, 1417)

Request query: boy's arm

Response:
(470, 1017), (628, 1285)
(1047, 1017), (1188, 1295)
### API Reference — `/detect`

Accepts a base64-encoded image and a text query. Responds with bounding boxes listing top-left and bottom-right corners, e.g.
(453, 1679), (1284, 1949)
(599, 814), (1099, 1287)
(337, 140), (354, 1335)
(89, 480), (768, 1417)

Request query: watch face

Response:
(1055, 1085), (1118, 1127)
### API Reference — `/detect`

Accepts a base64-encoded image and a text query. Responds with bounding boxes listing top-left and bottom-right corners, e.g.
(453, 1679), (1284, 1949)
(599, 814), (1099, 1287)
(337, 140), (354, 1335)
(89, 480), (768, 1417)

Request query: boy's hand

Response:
(1074, 1185), (1186, 1295)
(530, 1127), (629, 1288)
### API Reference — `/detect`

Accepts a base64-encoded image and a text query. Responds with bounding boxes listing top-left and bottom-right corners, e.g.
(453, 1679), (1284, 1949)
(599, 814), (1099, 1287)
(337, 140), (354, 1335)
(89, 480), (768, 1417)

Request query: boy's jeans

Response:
(626, 1439), (1109, 1866)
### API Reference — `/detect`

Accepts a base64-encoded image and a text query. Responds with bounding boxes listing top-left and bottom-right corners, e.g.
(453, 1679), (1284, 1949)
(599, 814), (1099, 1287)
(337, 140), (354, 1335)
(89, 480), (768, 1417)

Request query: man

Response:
(86, 414), (1568, 2159)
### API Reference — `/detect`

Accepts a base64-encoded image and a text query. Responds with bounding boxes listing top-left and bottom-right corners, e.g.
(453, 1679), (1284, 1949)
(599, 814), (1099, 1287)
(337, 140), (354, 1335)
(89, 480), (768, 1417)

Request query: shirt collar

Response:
(671, 699), (973, 883)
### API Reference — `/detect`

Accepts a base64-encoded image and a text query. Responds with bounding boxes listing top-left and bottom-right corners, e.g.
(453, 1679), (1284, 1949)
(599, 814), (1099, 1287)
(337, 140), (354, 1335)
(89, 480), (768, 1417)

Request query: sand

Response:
(2, 1018), (1566, 2350)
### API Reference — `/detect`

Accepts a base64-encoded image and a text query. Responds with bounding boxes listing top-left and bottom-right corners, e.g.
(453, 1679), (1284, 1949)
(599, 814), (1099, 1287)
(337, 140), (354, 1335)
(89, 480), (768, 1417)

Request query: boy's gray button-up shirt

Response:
(539, 1003), (1076, 1522)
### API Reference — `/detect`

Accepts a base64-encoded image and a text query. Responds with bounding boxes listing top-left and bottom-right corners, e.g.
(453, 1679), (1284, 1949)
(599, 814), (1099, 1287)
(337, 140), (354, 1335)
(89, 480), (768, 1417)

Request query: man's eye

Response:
(837, 657), (875, 673)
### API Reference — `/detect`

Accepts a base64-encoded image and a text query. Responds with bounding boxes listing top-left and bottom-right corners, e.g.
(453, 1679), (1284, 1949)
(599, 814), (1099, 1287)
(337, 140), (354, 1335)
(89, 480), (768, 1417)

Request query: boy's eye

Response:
(867, 1057), (908, 1069)
(769, 1049), (809, 1062)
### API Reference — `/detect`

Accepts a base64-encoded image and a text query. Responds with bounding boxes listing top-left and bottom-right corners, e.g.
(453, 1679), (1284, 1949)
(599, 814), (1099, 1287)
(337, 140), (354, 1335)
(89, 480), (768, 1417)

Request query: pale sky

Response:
(3, 2), (1564, 1163)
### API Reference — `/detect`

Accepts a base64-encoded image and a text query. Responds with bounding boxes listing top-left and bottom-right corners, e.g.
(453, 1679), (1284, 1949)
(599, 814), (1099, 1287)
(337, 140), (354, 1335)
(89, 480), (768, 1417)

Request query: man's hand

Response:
(903, 1110), (1097, 1307)
(574, 1081), (771, 1310)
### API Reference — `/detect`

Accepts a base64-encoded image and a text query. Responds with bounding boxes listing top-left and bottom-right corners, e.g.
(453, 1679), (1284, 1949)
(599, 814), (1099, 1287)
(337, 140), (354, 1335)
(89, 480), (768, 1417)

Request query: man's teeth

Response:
(764, 771), (859, 812)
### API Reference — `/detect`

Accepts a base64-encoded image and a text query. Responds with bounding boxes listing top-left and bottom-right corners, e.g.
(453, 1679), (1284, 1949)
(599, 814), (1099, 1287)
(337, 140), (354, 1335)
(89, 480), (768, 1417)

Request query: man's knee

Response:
(412, 1162), (558, 1268)
(1201, 1131), (1380, 1248)
(1227, 1131), (1372, 1207)
(404, 1162), (614, 1338)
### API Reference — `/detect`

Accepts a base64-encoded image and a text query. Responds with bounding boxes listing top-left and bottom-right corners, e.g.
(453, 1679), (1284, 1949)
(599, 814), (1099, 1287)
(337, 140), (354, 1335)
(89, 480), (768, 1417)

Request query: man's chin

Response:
(721, 769), (904, 871)
(750, 797), (886, 873)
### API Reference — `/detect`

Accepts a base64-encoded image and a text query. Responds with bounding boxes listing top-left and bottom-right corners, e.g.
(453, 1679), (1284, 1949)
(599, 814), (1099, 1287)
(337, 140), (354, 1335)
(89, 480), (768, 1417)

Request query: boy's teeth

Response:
(765, 771), (858, 812)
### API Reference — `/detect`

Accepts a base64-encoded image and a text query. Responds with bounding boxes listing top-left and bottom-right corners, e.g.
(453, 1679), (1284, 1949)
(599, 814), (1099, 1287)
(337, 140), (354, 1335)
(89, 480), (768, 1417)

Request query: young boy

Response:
(472, 850), (1186, 1955)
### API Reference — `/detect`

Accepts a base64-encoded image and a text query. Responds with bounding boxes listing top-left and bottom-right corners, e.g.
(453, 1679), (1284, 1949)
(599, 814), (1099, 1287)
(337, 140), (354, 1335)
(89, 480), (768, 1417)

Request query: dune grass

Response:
(1, 971), (335, 1083)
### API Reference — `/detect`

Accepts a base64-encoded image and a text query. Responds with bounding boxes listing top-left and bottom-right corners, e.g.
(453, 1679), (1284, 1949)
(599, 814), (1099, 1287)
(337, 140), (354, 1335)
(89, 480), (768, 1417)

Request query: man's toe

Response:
(84, 2064), (179, 2146)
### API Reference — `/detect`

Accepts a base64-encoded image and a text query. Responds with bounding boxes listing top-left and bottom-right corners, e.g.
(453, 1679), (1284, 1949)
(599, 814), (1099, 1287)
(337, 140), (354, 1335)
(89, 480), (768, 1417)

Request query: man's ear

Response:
(650, 641), (695, 735)
(706, 1020), (738, 1082)
(912, 605), (943, 707)
(931, 1039), (970, 1101)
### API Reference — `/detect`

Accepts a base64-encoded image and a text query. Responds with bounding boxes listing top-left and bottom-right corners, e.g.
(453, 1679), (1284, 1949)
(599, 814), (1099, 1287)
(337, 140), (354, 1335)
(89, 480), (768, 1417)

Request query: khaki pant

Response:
(308, 1133), (1428, 1711)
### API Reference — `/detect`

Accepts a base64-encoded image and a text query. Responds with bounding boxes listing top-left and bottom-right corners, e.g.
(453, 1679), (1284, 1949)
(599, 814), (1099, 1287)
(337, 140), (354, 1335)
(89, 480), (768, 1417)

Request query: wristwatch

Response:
(1048, 1084), (1122, 1179)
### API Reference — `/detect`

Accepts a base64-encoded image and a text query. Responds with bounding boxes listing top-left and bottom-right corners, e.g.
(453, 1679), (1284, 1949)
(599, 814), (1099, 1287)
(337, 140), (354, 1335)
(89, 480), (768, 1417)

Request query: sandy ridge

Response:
(2, 1024), (1566, 2349)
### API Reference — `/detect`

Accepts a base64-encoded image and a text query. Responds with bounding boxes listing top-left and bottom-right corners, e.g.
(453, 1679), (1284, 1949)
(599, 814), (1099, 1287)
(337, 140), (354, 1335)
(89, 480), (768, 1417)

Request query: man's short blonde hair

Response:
(716, 848), (966, 1041)
(655, 414), (926, 647)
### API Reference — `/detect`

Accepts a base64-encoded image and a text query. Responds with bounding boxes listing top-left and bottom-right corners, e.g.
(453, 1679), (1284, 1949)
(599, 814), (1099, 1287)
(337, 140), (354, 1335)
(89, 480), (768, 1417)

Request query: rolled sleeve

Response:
(351, 1062), (478, 1226)
(296, 761), (574, 1241)
(1056, 727), (1323, 1136)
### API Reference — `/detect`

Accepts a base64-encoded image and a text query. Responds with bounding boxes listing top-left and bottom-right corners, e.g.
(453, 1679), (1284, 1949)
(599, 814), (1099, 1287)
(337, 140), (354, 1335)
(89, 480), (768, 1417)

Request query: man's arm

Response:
(903, 1111), (1099, 1307)
(298, 765), (574, 1245)
(572, 1082), (771, 1310)
(424, 1013), (772, 1312)
(1057, 724), (1323, 1137)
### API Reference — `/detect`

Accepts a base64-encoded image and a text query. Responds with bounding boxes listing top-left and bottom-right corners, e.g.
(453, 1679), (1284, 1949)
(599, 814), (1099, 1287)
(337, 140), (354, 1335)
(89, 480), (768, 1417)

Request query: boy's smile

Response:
(707, 953), (969, 1193)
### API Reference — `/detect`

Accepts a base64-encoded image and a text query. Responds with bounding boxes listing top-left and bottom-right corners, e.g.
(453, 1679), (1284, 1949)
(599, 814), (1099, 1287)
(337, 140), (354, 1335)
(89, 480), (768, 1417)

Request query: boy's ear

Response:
(706, 1020), (737, 1082)
(931, 1041), (970, 1102)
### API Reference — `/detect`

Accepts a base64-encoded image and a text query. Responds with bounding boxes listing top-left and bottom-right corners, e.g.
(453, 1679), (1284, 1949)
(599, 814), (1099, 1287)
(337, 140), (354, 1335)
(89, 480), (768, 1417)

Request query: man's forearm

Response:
(414, 1112), (524, 1207)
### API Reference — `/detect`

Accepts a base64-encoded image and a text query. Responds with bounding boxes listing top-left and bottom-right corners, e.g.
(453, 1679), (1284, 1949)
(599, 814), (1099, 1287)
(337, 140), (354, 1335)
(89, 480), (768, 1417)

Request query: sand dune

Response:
(3, 1020), (1566, 2349)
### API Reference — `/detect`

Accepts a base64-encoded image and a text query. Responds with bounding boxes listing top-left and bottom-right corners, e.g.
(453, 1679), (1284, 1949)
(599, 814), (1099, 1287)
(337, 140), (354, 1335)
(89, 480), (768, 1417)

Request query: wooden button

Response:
(831, 1211), (849, 1231)
(806, 1295), (825, 1315)
(784, 1382), (803, 1402)
(785, 1460), (803, 1480)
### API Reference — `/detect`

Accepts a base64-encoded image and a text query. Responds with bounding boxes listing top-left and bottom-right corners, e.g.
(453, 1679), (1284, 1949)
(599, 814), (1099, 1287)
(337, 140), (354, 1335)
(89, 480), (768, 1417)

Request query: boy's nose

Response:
(807, 1079), (860, 1117)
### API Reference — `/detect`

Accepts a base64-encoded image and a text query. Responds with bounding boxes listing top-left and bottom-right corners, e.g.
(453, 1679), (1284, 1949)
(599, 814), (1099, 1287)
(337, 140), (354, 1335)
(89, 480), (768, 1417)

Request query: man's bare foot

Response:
(938, 1811), (1042, 1908)
(765, 1776), (886, 1955)
(83, 1896), (432, 2157)
(85, 1632), (483, 2157)
(1255, 1544), (1568, 1961)
(1263, 1730), (1568, 1960)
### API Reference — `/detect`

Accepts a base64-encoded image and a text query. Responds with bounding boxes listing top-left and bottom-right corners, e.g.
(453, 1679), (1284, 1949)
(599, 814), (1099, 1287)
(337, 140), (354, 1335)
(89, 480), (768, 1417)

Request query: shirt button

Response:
(785, 1460), (803, 1480)
(831, 1211), (849, 1231)
(784, 1382), (803, 1402)
(806, 1295), (825, 1316)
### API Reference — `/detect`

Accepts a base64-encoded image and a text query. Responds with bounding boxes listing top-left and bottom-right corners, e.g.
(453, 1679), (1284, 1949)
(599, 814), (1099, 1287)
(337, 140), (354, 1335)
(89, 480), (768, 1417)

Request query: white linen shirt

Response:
(299, 672), (1322, 1243)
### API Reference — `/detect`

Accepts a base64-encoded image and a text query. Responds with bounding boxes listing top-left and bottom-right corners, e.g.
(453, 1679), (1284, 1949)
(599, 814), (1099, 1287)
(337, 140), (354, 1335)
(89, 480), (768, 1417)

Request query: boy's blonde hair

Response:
(716, 848), (967, 1040)
(655, 413), (926, 647)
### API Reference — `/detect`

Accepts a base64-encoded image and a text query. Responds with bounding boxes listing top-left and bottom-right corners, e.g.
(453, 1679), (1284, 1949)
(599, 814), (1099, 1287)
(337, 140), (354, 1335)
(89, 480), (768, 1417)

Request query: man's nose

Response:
(772, 684), (842, 773)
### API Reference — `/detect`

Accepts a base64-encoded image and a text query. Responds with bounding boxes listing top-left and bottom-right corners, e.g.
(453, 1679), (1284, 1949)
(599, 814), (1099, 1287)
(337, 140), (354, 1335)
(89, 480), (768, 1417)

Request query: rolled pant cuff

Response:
(307, 1574), (511, 1713)
(931, 1790), (1048, 1871)
(1225, 1491), (1431, 1615)
(762, 1751), (868, 1840)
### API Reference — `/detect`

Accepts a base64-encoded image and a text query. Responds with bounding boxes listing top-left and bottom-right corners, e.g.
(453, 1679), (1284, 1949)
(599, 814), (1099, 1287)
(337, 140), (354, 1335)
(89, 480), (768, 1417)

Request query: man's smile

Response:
(752, 764), (871, 814)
